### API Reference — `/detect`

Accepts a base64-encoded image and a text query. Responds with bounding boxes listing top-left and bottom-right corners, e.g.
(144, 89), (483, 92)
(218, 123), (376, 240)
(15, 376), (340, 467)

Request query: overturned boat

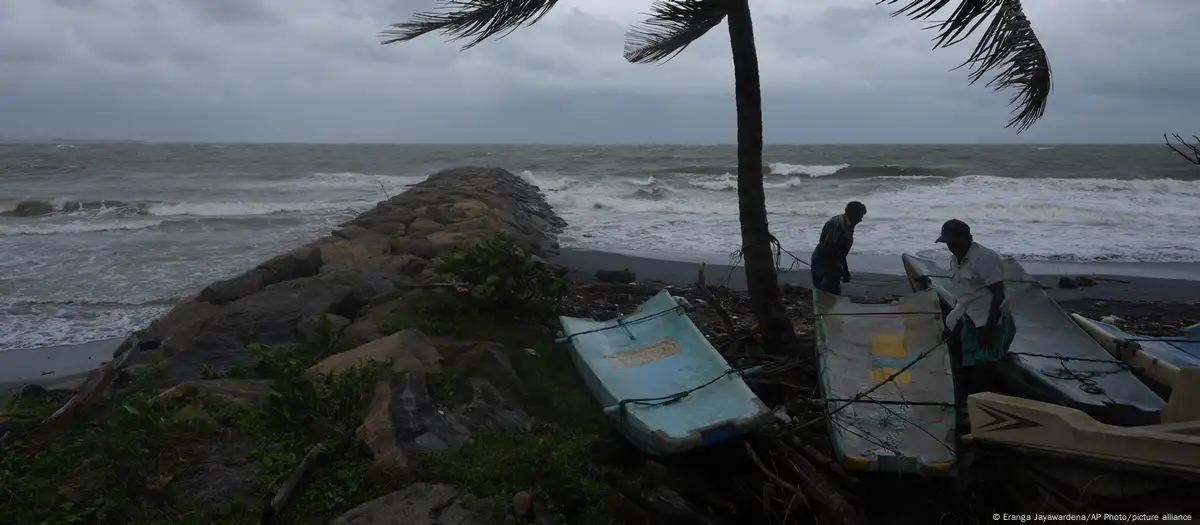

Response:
(1070, 313), (1200, 396)
(813, 288), (958, 475)
(557, 289), (772, 456)
(901, 253), (1165, 426)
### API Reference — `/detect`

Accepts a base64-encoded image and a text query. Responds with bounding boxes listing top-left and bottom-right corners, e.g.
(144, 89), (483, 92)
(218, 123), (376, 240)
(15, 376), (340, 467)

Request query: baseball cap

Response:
(935, 219), (971, 243)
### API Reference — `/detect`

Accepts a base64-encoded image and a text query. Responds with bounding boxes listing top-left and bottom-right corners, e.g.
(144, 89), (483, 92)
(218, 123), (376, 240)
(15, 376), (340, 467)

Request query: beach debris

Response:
(595, 269), (636, 283)
(672, 295), (696, 312)
(772, 406), (794, 424)
(1101, 315), (1124, 325)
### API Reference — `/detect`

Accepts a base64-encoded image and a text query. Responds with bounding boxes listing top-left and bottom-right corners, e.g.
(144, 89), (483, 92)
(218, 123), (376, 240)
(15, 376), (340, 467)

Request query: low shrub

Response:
(434, 237), (565, 316)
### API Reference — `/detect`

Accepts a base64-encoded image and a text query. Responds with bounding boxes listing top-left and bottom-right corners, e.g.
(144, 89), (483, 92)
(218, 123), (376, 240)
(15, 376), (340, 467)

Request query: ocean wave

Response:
(0, 197), (371, 220)
(0, 199), (150, 217)
(0, 219), (167, 236)
(1, 296), (184, 309)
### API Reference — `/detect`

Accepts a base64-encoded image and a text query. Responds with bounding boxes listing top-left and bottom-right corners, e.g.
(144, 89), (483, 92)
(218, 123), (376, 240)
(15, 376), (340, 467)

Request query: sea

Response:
(2, 142), (1199, 351)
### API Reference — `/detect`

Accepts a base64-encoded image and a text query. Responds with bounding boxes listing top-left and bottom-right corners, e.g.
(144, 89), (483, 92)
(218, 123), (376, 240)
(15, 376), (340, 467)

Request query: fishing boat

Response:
(900, 253), (1165, 426)
(964, 387), (1200, 516)
(813, 288), (958, 475)
(1069, 314), (1200, 396)
(556, 289), (772, 456)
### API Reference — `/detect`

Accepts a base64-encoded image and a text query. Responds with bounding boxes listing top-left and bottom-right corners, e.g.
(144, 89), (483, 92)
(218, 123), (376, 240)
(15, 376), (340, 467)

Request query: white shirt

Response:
(946, 242), (1010, 329)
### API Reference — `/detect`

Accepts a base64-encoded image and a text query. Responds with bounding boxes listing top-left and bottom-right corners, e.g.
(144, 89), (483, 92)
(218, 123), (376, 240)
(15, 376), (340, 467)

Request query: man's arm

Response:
(979, 254), (1006, 327)
(985, 282), (1006, 327)
(840, 223), (854, 278)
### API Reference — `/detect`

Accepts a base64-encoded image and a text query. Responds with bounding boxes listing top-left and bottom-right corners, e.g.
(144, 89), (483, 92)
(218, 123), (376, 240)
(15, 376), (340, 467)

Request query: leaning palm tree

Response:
(380, 0), (1052, 356)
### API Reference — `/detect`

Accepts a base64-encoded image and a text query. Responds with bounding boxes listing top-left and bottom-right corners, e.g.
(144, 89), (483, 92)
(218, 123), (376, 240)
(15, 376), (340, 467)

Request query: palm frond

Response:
(380, 0), (561, 50)
(881, 0), (1052, 132)
(1165, 133), (1200, 166)
(624, 0), (728, 64)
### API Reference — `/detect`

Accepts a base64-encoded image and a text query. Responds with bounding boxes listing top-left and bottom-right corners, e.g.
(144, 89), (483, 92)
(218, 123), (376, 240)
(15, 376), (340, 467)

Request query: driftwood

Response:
(744, 441), (810, 511)
(695, 263), (737, 347)
(787, 435), (859, 490)
(755, 437), (864, 525)
(5, 342), (144, 442)
(260, 435), (347, 525)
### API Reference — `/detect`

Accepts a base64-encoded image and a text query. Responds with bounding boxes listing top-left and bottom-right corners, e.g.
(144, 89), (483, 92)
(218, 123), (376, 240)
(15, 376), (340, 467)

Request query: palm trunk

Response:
(725, 0), (800, 355)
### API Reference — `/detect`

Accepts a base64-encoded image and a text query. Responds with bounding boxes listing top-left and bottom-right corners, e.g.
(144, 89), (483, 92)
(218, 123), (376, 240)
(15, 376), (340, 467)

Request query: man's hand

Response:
(979, 324), (995, 351)
(841, 271), (851, 283)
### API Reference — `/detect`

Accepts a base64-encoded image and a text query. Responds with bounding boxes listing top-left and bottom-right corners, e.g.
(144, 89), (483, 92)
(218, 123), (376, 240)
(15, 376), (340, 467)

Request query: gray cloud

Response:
(0, 0), (1196, 143)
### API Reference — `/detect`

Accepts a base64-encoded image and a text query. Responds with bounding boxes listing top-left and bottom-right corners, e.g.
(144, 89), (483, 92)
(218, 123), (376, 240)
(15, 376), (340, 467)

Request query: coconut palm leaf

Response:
(881, 0), (1052, 132)
(380, 0), (561, 49)
(1165, 133), (1200, 166)
(624, 0), (729, 64)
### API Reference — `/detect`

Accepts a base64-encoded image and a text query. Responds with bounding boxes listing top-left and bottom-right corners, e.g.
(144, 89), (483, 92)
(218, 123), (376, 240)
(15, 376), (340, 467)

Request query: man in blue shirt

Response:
(810, 201), (866, 295)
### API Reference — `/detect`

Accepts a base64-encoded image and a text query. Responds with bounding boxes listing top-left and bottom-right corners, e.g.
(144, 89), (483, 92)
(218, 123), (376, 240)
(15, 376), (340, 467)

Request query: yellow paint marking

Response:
(607, 339), (681, 366)
(843, 456), (870, 470)
(870, 333), (908, 358)
(928, 462), (953, 472)
(869, 367), (912, 385)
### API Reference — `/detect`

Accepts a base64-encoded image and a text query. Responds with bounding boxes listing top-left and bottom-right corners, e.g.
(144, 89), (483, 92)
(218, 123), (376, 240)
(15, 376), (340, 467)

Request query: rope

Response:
(1008, 351), (1125, 399)
(814, 311), (944, 317)
(788, 335), (952, 435)
(612, 366), (752, 419)
(1007, 351), (1127, 366)
(556, 305), (685, 341)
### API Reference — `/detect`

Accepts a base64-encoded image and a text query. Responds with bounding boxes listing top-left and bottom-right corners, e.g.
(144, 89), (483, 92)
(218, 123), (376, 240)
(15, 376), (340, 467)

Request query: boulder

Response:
(317, 238), (389, 273)
(257, 245), (323, 282)
(153, 378), (273, 407)
(342, 318), (385, 348)
(151, 271), (399, 384)
(331, 483), (494, 525)
(389, 237), (439, 260)
(450, 199), (491, 219)
(307, 329), (443, 377)
(196, 269), (274, 305)
(173, 440), (263, 509)
(296, 313), (351, 339)
(407, 217), (444, 237)
(355, 371), (530, 471)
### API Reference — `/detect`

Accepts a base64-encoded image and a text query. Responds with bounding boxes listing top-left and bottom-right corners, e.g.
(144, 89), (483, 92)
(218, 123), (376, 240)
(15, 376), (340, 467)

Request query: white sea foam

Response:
(0, 219), (167, 236)
(528, 171), (1200, 264)
(3, 154), (1198, 351)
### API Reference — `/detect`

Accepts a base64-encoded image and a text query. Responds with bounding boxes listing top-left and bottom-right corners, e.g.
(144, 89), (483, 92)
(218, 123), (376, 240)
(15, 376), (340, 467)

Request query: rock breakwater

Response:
(118, 166), (565, 385)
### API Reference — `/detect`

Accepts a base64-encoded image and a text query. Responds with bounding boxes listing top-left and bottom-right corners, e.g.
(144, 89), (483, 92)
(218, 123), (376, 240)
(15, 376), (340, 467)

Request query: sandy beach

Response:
(6, 247), (1195, 394)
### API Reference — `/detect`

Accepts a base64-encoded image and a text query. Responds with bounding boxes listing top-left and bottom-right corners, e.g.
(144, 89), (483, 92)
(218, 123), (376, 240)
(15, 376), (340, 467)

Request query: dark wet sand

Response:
(0, 338), (121, 393)
(4, 248), (1196, 392)
(549, 248), (1200, 304)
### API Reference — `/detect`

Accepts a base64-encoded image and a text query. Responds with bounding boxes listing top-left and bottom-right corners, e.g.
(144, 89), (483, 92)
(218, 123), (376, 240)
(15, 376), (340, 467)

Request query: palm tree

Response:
(379, 0), (1052, 356)
(1165, 133), (1200, 165)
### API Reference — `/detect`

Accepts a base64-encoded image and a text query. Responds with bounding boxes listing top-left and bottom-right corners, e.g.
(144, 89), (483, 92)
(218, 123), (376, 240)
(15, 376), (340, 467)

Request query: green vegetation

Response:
(1, 239), (617, 524)
(433, 236), (566, 316)
(0, 315), (394, 525)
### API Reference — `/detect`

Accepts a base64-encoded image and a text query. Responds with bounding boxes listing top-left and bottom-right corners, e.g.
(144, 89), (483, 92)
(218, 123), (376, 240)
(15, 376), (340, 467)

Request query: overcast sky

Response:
(1, 0), (1196, 144)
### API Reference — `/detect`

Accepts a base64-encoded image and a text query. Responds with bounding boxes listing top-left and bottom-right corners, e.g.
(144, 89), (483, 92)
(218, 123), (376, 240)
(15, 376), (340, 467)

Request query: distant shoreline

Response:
(5, 248), (1197, 393)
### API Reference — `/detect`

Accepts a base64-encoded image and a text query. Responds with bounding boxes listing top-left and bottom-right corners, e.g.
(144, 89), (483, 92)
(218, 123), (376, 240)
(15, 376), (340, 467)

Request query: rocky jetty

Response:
(117, 166), (565, 385)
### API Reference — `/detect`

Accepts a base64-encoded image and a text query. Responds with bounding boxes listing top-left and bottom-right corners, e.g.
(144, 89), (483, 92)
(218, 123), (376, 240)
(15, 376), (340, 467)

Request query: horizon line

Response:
(0, 139), (1171, 147)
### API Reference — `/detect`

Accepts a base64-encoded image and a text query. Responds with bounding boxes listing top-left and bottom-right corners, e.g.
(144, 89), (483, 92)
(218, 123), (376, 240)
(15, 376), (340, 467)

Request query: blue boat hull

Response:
(557, 289), (772, 456)
(901, 253), (1165, 427)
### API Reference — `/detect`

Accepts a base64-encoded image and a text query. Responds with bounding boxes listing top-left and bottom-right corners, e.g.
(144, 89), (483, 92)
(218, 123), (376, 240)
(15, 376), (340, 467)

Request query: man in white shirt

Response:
(936, 219), (1016, 392)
